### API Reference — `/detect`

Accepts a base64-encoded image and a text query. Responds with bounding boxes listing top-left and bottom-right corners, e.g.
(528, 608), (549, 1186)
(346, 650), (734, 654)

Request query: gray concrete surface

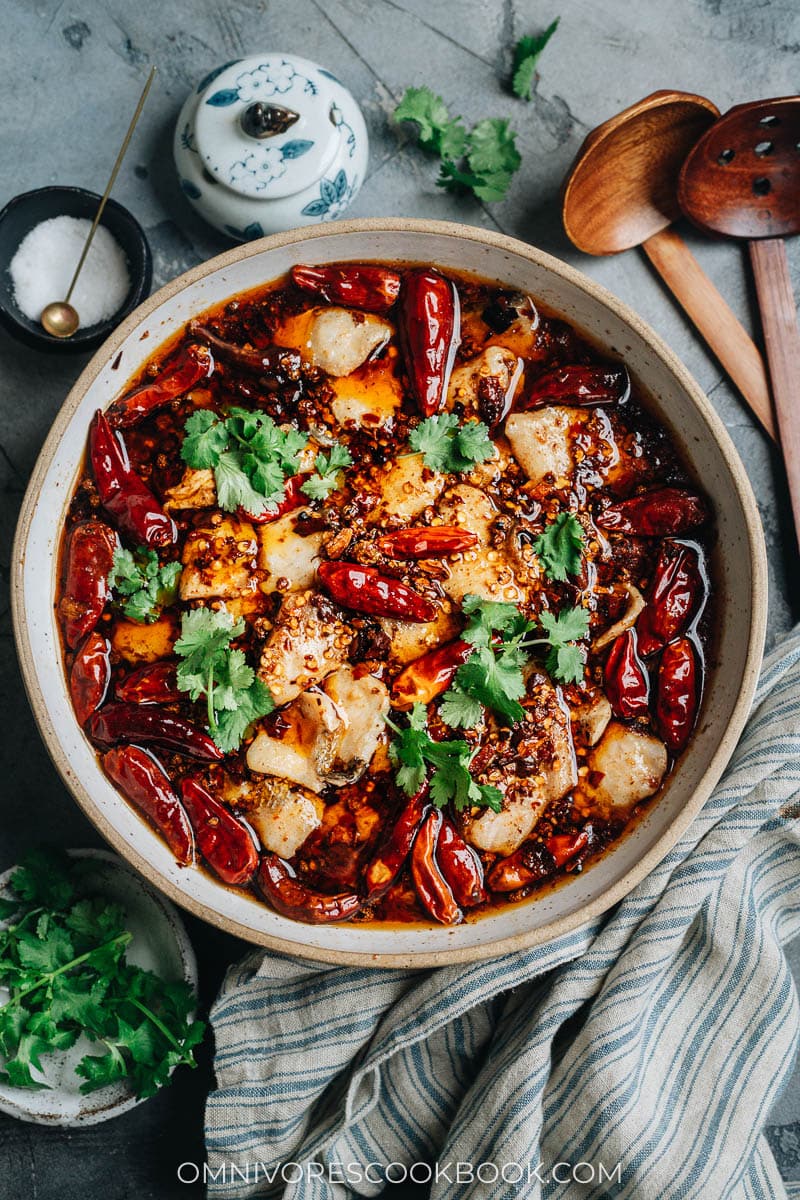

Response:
(0, 1), (798, 1196)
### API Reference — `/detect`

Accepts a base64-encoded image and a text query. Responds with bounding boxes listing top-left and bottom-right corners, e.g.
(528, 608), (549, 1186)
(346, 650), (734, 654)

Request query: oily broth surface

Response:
(56, 264), (712, 925)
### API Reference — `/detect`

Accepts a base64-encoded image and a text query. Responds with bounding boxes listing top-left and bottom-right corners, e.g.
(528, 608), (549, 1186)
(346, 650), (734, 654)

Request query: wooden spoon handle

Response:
(749, 237), (800, 550)
(642, 227), (775, 440)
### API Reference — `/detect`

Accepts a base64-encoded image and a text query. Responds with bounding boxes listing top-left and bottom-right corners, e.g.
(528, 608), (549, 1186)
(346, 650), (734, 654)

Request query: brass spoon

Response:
(679, 96), (800, 547)
(41, 67), (156, 339)
(562, 90), (776, 440)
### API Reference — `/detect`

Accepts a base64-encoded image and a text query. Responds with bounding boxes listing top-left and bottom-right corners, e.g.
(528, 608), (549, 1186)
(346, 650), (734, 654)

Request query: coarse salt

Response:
(9, 215), (131, 327)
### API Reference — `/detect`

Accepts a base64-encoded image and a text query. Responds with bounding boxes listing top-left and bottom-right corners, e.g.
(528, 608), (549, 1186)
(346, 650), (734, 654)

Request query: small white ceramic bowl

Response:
(11, 219), (767, 968)
(0, 849), (197, 1126)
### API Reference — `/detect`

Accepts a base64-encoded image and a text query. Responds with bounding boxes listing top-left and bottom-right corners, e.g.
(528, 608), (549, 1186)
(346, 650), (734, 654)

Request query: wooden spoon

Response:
(679, 96), (800, 546)
(562, 90), (775, 440)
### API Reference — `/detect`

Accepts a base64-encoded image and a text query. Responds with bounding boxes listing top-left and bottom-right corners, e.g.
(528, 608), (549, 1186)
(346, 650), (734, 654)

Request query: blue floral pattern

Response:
(301, 169), (356, 219)
(227, 139), (314, 191)
(329, 103), (357, 158)
(179, 178), (202, 200)
(180, 122), (198, 153)
(206, 60), (317, 107)
(196, 60), (241, 94)
(223, 221), (265, 242)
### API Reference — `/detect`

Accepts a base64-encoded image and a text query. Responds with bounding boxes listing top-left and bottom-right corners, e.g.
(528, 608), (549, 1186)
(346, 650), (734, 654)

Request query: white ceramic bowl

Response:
(0, 849), (197, 1126)
(11, 219), (767, 968)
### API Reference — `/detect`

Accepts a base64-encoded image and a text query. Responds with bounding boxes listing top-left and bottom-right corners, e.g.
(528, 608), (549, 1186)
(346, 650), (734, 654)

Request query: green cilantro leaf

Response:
(301, 442), (353, 501)
(213, 678), (274, 754)
(9, 848), (75, 911)
(539, 605), (590, 645)
(466, 118), (522, 176)
(213, 450), (280, 515)
(539, 605), (590, 684)
(438, 684), (484, 730)
(394, 87), (521, 203)
(0, 848), (205, 1099)
(174, 607), (244, 694)
(453, 646), (528, 726)
(16, 922), (74, 975)
(512, 18), (560, 101)
(394, 86), (468, 158)
(546, 642), (585, 685)
(181, 408), (309, 516)
(409, 414), (494, 474)
(180, 409), (229, 468)
(386, 705), (502, 813)
(440, 595), (589, 725)
(438, 119), (521, 203)
(174, 606), (273, 752)
(108, 547), (182, 624)
(533, 512), (585, 582)
(441, 596), (536, 727)
(461, 594), (533, 642)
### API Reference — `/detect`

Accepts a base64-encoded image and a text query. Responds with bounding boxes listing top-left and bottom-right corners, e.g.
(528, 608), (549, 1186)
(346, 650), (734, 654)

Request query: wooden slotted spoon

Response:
(679, 97), (800, 546)
(562, 90), (775, 439)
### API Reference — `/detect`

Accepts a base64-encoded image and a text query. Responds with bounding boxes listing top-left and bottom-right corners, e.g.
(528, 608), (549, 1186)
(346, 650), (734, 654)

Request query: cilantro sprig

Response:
(0, 848), (204, 1098)
(394, 87), (521, 203)
(538, 607), (590, 684)
(440, 594), (590, 728)
(386, 704), (503, 812)
(181, 407), (307, 517)
(409, 413), (495, 474)
(300, 443), (354, 501)
(108, 546), (182, 624)
(182, 408), (354, 515)
(174, 607), (273, 753)
(511, 18), (560, 100)
(533, 512), (585, 582)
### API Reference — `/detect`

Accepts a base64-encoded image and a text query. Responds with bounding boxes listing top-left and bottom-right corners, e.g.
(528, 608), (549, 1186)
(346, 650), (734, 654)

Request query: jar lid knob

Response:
(240, 102), (300, 140)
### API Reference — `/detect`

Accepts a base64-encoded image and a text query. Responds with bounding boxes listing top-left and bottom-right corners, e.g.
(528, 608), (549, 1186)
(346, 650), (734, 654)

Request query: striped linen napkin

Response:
(204, 627), (800, 1200)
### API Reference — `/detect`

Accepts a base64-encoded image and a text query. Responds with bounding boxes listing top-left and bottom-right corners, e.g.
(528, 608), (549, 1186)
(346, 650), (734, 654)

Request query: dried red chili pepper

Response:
(411, 810), (462, 925)
(89, 410), (177, 548)
(189, 321), (301, 384)
(256, 854), (362, 923)
(87, 702), (223, 761)
(59, 519), (118, 648)
(436, 817), (486, 907)
(317, 561), (438, 622)
(596, 487), (708, 537)
(487, 842), (555, 892)
(115, 661), (180, 705)
(398, 268), (460, 417)
(376, 526), (478, 560)
(390, 639), (472, 711)
(604, 629), (650, 719)
(655, 637), (698, 754)
(102, 745), (194, 866)
(637, 541), (705, 657)
(519, 363), (630, 410)
(239, 473), (308, 524)
(292, 263), (401, 313)
(70, 632), (111, 726)
(179, 777), (258, 886)
(365, 787), (430, 899)
(107, 343), (213, 428)
(546, 830), (590, 868)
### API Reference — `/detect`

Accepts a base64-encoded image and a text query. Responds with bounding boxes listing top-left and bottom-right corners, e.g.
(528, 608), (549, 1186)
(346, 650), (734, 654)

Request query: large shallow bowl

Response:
(11, 219), (767, 967)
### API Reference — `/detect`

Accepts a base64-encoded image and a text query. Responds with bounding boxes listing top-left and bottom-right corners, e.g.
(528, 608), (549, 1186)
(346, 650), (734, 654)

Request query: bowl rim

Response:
(0, 184), (152, 352)
(11, 217), (768, 967)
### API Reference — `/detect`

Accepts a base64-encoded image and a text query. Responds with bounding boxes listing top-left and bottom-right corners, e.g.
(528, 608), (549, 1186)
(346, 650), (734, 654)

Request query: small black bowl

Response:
(0, 185), (152, 354)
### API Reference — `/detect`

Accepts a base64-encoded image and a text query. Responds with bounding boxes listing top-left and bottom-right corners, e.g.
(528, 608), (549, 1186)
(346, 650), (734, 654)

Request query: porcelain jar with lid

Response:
(174, 54), (368, 241)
